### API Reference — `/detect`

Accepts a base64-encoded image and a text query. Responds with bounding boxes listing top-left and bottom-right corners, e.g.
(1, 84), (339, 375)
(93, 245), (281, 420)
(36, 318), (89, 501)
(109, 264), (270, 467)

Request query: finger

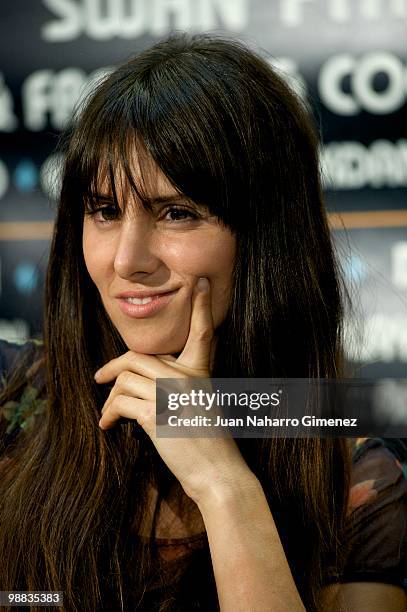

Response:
(176, 277), (214, 372)
(156, 356), (210, 378)
(99, 395), (155, 433)
(94, 351), (179, 383)
(101, 370), (155, 414)
(156, 354), (177, 363)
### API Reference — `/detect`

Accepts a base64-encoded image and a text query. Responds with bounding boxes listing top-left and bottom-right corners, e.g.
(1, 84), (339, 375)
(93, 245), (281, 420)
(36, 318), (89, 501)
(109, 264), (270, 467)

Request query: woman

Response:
(0, 33), (406, 611)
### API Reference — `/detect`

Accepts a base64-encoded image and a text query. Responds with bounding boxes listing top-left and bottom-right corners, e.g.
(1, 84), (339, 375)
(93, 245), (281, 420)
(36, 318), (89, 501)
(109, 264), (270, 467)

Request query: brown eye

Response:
(86, 206), (119, 223)
(99, 206), (118, 221)
(164, 206), (198, 222)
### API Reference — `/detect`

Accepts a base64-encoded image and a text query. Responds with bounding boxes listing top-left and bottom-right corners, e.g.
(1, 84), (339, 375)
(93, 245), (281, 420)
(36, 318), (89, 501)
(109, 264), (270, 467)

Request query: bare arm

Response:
(320, 582), (407, 612)
(196, 469), (407, 612)
(196, 472), (306, 612)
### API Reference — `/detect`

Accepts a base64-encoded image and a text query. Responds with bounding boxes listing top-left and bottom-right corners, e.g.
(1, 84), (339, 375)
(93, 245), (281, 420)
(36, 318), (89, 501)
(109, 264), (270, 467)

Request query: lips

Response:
(116, 289), (179, 318)
(116, 288), (179, 299)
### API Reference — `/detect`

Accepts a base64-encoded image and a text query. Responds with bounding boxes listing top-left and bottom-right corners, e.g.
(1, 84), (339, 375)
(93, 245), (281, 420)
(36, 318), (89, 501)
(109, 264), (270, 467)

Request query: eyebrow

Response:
(89, 193), (188, 206)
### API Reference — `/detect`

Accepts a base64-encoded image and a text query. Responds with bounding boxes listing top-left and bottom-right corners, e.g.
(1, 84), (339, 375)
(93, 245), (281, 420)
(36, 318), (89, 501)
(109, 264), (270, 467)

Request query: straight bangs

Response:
(63, 102), (158, 218)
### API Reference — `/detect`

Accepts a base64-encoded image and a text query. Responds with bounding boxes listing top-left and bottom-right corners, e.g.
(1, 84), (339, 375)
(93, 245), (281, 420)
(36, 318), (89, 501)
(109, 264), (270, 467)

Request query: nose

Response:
(113, 216), (161, 280)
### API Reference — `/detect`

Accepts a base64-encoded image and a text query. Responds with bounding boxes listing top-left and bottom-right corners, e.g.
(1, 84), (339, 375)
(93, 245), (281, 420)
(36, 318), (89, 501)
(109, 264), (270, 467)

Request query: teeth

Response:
(124, 296), (154, 305)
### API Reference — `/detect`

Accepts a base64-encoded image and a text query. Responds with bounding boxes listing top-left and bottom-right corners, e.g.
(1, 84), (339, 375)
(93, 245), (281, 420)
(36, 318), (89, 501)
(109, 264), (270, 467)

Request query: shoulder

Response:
(0, 338), (46, 452)
(342, 438), (407, 590)
(0, 338), (44, 386)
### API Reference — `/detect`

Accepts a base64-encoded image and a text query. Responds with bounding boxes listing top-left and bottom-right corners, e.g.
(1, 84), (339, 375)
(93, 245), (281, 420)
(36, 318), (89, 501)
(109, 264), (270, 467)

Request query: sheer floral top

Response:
(0, 339), (406, 597)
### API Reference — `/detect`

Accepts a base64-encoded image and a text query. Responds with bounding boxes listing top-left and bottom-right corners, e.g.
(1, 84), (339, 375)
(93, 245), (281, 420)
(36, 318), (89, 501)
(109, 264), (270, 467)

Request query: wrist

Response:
(193, 468), (262, 513)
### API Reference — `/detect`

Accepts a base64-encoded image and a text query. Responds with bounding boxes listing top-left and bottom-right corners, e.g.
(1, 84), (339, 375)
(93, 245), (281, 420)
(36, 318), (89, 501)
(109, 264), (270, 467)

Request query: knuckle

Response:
(128, 351), (142, 366)
(142, 402), (155, 424)
(110, 393), (126, 412)
(116, 371), (132, 387)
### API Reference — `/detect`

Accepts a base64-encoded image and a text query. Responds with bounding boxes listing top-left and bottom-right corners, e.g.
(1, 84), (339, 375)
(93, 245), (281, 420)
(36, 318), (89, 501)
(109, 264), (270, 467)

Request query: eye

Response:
(163, 206), (199, 222)
(85, 205), (119, 224)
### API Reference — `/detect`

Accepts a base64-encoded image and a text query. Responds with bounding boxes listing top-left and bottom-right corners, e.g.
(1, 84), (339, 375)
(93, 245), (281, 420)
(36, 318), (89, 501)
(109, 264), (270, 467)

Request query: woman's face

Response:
(82, 152), (236, 355)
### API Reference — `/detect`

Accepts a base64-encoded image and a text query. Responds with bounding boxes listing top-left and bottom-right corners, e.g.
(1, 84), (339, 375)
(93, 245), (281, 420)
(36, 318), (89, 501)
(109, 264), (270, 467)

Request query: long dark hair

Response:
(0, 33), (351, 611)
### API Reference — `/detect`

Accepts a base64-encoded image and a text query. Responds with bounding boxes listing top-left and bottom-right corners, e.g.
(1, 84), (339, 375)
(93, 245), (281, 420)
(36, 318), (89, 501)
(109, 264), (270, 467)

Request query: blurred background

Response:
(0, 0), (406, 377)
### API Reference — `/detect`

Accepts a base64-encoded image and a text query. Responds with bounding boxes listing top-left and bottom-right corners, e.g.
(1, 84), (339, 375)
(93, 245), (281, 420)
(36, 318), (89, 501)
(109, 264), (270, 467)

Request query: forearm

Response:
(196, 472), (306, 612)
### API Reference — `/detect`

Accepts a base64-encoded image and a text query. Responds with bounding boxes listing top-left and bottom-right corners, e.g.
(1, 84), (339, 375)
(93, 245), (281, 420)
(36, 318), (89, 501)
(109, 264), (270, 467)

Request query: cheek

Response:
(163, 234), (234, 283)
(210, 252), (235, 323)
(164, 233), (235, 323)
(82, 227), (112, 288)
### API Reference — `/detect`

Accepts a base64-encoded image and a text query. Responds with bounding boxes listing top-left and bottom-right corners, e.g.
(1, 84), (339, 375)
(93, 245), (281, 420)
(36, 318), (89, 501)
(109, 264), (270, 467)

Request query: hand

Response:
(95, 277), (252, 503)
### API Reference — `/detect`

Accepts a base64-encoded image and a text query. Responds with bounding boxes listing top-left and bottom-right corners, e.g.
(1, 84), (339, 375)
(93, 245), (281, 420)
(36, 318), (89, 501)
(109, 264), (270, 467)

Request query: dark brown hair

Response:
(0, 33), (351, 611)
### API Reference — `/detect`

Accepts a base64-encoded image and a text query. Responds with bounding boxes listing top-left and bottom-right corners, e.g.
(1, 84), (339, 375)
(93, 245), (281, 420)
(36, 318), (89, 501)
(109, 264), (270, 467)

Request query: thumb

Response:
(176, 277), (214, 373)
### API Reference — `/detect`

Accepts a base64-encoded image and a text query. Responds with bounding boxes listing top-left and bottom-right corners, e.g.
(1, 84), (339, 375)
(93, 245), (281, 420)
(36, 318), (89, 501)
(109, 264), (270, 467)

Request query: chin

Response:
(123, 335), (186, 356)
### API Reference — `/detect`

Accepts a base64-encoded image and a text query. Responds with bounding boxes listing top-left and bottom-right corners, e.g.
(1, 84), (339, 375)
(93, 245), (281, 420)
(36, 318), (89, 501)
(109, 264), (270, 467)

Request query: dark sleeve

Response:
(339, 439), (407, 590)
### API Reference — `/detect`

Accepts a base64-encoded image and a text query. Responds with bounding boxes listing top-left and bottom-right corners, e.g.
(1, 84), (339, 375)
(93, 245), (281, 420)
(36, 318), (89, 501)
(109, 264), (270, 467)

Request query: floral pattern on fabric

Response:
(2, 385), (46, 436)
(347, 437), (407, 514)
(0, 339), (46, 448)
(342, 437), (407, 591)
(348, 478), (377, 512)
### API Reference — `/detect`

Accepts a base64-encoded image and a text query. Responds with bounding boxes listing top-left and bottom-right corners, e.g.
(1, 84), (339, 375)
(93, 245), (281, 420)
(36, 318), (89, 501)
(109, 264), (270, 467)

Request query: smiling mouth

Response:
(123, 295), (160, 305)
(121, 289), (178, 304)
(116, 289), (179, 318)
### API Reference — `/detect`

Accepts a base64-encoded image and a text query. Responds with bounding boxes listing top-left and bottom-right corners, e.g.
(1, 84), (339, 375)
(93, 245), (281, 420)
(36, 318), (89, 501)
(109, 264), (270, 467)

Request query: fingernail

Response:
(197, 277), (209, 292)
(94, 369), (102, 380)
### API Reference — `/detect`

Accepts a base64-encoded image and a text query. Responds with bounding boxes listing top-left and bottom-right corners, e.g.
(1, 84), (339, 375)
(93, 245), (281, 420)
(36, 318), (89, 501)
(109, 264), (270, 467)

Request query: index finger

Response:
(176, 277), (214, 373)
